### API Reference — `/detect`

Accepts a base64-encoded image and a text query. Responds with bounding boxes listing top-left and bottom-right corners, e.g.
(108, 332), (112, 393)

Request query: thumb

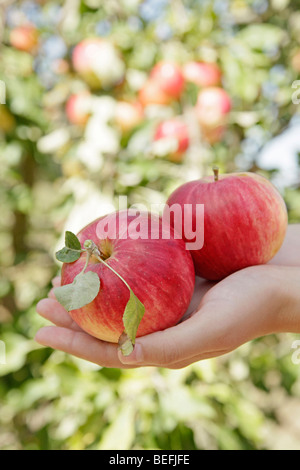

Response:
(118, 314), (207, 367)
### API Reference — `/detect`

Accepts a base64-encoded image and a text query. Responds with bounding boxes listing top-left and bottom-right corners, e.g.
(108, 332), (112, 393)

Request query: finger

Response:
(36, 298), (82, 331)
(118, 308), (223, 367)
(158, 348), (232, 369)
(48, 288), (57, 300)
(52, 276), (61, 288)
(35, 326), (136, 369)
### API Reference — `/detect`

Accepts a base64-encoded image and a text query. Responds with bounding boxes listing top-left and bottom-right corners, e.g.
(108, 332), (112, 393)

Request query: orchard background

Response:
(1, 0), (300, 450)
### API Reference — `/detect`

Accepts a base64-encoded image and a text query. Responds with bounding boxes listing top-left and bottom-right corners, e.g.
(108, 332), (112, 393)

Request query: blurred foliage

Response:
(1, 0), (300, 450)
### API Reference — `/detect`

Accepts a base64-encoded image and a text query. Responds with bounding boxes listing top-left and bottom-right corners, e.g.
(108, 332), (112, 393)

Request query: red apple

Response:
(153, 119), (189, 162)
(65, 91), (92, 126)
(114, 100), (144, 133)
(183, 61), (222, 87)
(72, 38), (125, 90)
(195, 87), (231, 127)
(9, 25), (39, 53)
(61, 210), (195, 343)
(201, 124), (226, 144)
(150, 61), (185, 99)
(164, 170), (288, 281)
(138, 79), (173, 107)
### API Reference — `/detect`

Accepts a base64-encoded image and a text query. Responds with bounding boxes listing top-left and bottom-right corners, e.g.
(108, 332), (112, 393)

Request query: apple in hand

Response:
(195, 87), (231, 127)
(72, 38), (125, 90)
(183, 61), (222, 88)
(59, 210), (195, 343)
(65, 91), (92, 126)
(164, 169), (288, 280)
(150, 61), (185, 99)
(10, 25), (39, 53)
(153, 119), (189, 162)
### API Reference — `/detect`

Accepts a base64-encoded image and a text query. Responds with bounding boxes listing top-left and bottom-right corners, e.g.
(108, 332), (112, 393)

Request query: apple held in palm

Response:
(165, 169), (288, 281)
(55, 211), (195, 347)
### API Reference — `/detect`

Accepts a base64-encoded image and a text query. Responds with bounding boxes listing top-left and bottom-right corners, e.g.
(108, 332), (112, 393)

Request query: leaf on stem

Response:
(54, 271), (100, 311)
(118, 290), (145, 356)
(56, 231), (82, 263)
(65, 231), (82, 250)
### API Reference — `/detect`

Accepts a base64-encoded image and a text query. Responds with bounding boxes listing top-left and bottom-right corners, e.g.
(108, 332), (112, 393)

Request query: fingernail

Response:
(118, 343), (142, 364)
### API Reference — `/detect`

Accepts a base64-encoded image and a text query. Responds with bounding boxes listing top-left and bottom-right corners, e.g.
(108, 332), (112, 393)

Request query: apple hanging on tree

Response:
(114, 101), (144, 133)
(72, 38), (125, 90)
(9, 25), (39, 53)
(153, 119), (190, 162)
(65, 91), (92, 126)
(182, 61), (222, 88)
(54, 210), (195, 355)
(195, 87), (231, 127)
(164, 168), (288, 281)
(138, 79), (173, 107)
(150, 61), (185, 100)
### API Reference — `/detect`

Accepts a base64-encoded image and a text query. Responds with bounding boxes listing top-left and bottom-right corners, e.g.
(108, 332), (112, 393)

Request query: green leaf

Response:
(55, 231), (82, 263)
(54, 271), (100, 311)
(119, 290), (145, 356)
(65, 231), (82, 250)
(56, 246), (82, 263)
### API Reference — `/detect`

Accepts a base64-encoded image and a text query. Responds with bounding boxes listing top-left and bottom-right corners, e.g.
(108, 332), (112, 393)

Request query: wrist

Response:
(271, 266), (300, 334)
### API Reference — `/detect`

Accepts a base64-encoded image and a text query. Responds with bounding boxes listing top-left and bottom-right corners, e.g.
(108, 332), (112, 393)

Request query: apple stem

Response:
(213, 166), (219, 181)
(81, 251), (91, 274)
(83, 239), (131, 292)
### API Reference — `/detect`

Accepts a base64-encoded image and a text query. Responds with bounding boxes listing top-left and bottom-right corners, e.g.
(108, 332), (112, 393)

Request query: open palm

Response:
(36, 263), (296, 369)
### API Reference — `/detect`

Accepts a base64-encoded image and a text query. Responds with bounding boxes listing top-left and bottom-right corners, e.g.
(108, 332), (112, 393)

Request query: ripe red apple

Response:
(183, 61), (222, 87)
(153, 119), (189, 162)
(9, 25), (39, 53)
(61, 210), (195, 343)
(65, 91), (92, 126)
(72, 38), (125, 90)
(138, 79), (173, 107)
(114, 100), (144, 133)
(164, 170), (288, 281)
(150, 61), (185, 99)
(195, 87), (231, 127)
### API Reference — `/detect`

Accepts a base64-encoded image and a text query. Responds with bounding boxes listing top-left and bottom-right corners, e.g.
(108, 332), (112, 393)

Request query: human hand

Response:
(35, 264), (300, 369)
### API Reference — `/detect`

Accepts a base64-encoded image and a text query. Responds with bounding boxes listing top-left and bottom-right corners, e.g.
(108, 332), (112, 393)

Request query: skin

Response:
(35, 225), (300, 369)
